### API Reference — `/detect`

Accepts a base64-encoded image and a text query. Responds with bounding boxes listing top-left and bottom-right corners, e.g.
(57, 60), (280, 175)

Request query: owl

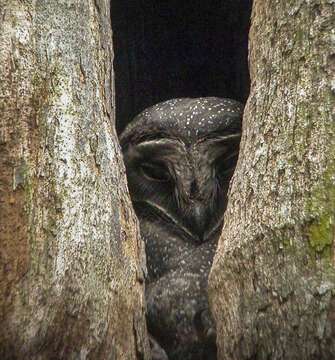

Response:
(120, 97), (243, 360)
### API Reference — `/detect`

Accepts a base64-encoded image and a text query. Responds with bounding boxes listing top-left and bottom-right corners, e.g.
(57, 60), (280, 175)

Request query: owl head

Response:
(120, 97), (243, 244)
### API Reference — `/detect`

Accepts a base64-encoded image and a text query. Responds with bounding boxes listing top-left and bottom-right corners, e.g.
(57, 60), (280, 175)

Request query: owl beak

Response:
(190, 202), (208, 243)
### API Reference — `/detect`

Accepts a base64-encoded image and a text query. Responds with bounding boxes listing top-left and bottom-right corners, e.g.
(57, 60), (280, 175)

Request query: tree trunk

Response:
(0, 1), (149, 359)
(209, 1), (335, 359)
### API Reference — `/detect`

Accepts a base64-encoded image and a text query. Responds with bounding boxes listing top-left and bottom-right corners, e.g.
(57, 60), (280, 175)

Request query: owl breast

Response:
(120, 97), (243, 360)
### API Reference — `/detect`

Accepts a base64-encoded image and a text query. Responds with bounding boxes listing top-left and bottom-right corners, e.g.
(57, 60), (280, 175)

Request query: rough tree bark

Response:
(0, 1), (149, 359)
(209, 1), (335, 359)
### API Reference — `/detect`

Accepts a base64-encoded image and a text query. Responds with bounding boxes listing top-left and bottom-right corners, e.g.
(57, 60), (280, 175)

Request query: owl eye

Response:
(140, 162), (170, 182)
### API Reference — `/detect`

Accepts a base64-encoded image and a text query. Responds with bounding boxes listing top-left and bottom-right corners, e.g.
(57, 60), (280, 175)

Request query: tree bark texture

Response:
(0, 1), (149, 359)
(210, 1), (334, 359)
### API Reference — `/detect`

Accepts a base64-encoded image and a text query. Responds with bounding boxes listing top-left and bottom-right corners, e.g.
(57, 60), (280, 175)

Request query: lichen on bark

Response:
(0, 1), (149, 359)
(209, 0), (335, 359)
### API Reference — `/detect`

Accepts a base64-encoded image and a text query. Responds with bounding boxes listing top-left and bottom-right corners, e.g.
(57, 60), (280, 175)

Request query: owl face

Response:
(121, 97), (242, 244)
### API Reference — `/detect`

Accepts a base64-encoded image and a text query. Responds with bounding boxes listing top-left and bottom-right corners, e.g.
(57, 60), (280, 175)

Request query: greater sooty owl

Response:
(120, 97), (243, 360)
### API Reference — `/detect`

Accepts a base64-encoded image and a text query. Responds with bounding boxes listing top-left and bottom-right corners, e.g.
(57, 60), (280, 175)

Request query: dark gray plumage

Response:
(120, 97), (243, 360)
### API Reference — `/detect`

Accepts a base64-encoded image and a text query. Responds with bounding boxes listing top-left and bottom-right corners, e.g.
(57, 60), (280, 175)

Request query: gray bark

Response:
(0, 1), (149, 359)
(209, 1), (335, 359)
